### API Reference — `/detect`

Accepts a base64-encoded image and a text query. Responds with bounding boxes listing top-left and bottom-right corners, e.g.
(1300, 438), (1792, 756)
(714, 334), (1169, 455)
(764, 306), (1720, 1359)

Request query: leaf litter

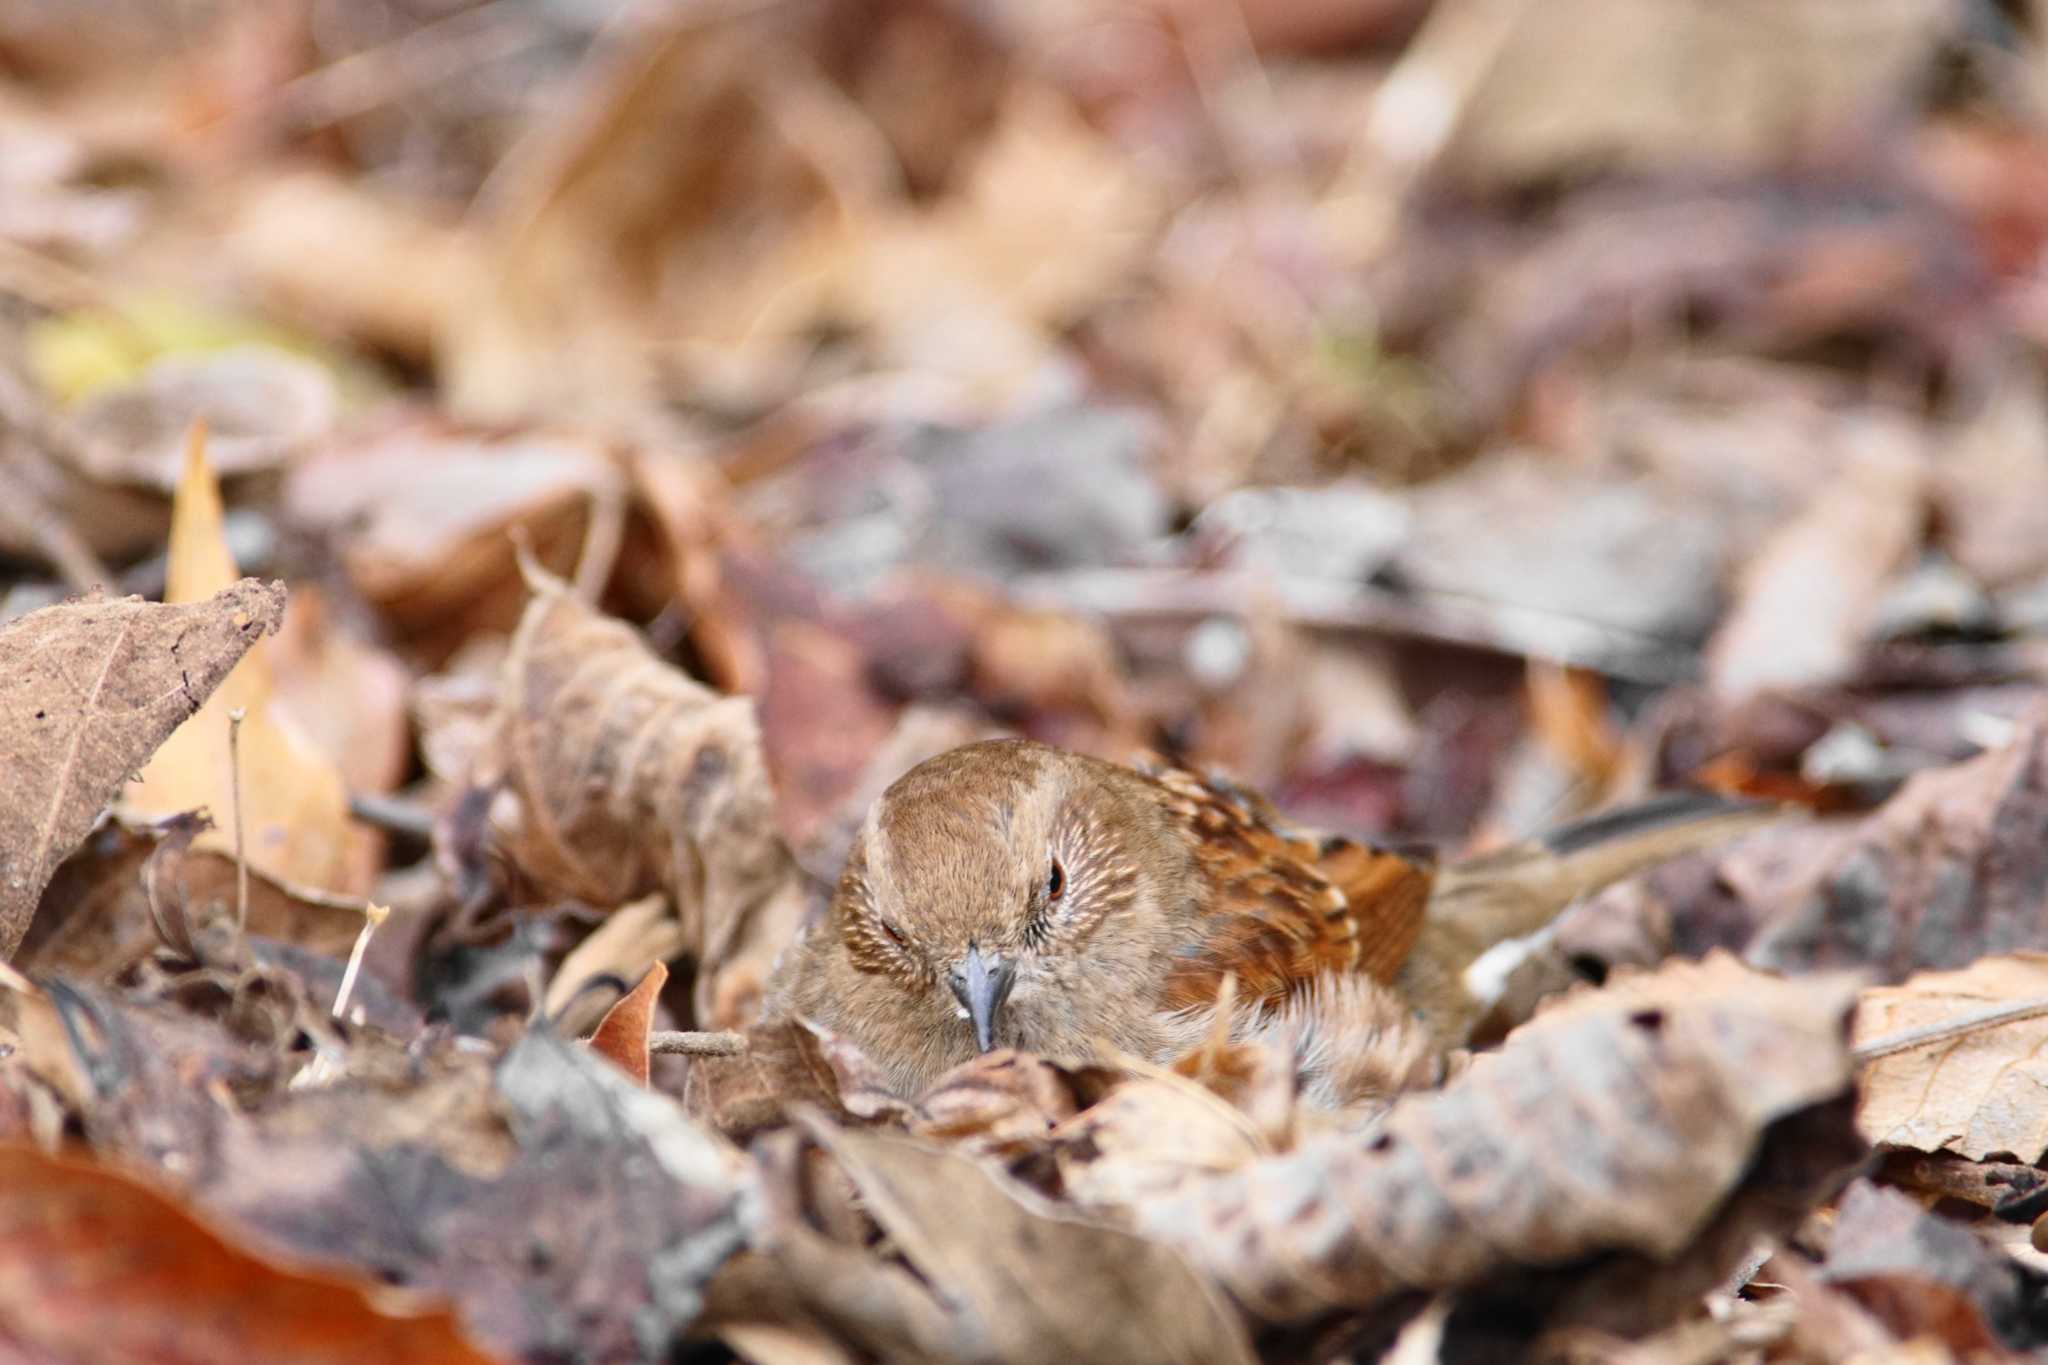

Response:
(4, 0), (2048, 1360)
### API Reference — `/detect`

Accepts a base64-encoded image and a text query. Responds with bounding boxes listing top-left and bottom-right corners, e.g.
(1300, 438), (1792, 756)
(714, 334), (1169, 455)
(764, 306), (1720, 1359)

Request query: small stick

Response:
(1854, 995), (2048, 1063)
(648, 1030), (746, 1057)
(346, 790), (436, 842)
(228, 707), (249, 934)
(332, 903), (391, 1022)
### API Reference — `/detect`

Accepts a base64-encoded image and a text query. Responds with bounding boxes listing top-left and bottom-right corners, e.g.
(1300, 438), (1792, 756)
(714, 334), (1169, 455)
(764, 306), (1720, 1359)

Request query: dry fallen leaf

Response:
(1706, 425), (1927, 705)
(283, 420), (627, 663)
(0, 1144), (497, 1364)
(0, 577), (284, 957)
(1752, 706), (2048, 980)
(685, 1016), (859, 1142)
(543, 891), (689, 1038)
(487, 574), (810, 1028)
(734, 1115), (1259, 1365)
(67, 346), (338, 489)
(1394, 0), (1953, 191)
(1855, 953), (2048, 1162)
(18, 814), (368, 981)
(124, 428), (357, 895)
(587, 961), (667, 1086)
(1131, 952), (1859, 1323)
(1822, 1179), (2039, 1356)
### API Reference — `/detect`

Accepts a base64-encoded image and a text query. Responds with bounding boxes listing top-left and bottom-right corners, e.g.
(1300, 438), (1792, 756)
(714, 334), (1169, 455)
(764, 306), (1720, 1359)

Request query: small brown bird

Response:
(767, 738), (1771, 1105)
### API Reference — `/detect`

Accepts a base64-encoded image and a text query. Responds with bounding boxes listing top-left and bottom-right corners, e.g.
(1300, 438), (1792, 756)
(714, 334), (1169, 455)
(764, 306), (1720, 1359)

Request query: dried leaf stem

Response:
(228, 707), (248, 934)
(649, 1030), (746, 1057)
(1853, 994), (2048, 1062)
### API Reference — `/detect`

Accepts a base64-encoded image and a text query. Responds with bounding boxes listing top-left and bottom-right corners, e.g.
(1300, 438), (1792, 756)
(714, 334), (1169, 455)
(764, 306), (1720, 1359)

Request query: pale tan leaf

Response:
(124, 430), (356, 893)
(1855, 953), (2048, 1161)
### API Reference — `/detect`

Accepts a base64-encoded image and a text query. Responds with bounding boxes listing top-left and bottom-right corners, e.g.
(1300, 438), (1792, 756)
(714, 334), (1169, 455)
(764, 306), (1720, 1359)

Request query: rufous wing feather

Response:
(1143, 762), (1434, 1012)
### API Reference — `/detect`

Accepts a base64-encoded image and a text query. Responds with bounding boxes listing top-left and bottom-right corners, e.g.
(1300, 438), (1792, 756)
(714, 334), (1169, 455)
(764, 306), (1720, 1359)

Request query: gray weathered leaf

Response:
(0, 579), (286, 957)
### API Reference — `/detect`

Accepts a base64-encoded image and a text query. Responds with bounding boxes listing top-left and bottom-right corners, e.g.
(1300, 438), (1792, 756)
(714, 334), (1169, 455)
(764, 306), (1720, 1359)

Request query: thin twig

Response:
(332, 904), (391, 1022)
(648, 1030), (746, 1057)
(347, 790), (437, 842)
(245, 1), (538, 135)
(571, 477), (628, 602)
(1854, 995), (2048, 1063)
(228, 707), (249, 935)
(1009, 567), (1700, 685)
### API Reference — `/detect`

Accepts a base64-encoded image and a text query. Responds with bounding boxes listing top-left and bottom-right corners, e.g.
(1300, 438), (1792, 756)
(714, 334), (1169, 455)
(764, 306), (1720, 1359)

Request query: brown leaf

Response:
(757, 620), (902, 852)
(1823, 1179), (2038, 1355)
(442, 3), (1026, 417)
(0, 577), (285, 958)
(686, 1017), (875, 1142)
(1752, 706), (2048, 980)
(1133, 952), (1859, 1322)
(20, 814), (364, 981)
(283, 420), (625, 663)
(588, 961), (667, 1086)
(1706, 429), (1926, 705)
(543, 892), (688, 1038)
(761, 1117), (1259, 1365)
(0, 1144), (496, 1364)
(1054, 1068), (1279, 1215)
(911, 1050), (1098, 1162)
(489, 576), (809, 1028)
(1855, 953), (2048, 1161)
(1395, 0), (1952, 192)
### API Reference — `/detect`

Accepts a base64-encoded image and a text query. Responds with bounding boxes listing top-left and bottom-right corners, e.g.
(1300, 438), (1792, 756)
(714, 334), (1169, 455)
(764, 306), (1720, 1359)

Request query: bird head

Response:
(823, 739), (1191, 1091)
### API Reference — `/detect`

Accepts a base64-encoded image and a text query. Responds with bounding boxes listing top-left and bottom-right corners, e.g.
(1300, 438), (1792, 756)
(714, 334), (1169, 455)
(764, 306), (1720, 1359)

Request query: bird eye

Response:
(878, 918), (909, 949)
(1046, 859), (1065, 901)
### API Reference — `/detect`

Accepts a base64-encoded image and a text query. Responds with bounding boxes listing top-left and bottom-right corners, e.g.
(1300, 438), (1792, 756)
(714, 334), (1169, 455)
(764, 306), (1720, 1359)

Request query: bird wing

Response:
(1141, 761), (1434, 1013)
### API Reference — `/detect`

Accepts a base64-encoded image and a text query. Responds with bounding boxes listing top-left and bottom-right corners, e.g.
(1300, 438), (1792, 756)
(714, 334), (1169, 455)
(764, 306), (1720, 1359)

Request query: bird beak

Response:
(947, 945), (1017, 1053)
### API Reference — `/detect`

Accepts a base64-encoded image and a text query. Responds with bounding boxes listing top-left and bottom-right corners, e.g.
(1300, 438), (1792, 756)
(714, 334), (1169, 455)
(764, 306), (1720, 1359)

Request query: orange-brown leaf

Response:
(0, 1145), (497, 1363)
(588, 961), (668, 1086)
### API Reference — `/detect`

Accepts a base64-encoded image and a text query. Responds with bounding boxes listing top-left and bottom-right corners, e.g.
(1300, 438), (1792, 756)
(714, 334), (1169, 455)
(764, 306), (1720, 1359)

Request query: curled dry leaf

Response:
(1053, 1066), (1279, 1215)
(686, 1016), (898, 1142)
(0, 577), (285, 957)
(0, 1144), (496, 1365)
(1129, 952), (1859, 1323)
(910, 1049), (1098, 1162)
(587, 961), (667, 1086)
(487, 577), (810, 1028)
(1855, 953), (2048, 1161)
(732, 1116), (1258, 1365)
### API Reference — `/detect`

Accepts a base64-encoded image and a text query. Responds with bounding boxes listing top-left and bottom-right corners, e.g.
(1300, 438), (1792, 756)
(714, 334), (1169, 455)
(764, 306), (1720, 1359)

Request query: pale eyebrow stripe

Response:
(864, 800), (895, 900)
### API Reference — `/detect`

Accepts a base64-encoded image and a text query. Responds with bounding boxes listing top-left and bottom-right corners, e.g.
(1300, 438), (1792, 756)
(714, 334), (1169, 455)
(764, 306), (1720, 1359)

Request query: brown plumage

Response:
(765, 738), (1773, 1106)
